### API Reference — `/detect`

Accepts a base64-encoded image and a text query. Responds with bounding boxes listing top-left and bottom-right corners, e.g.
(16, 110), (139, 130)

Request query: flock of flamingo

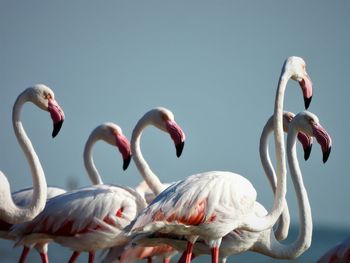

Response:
(0, 56), (347, 263)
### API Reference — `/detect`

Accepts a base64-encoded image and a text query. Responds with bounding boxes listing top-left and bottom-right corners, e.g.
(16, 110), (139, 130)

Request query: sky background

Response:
(0, 0), (349, 244)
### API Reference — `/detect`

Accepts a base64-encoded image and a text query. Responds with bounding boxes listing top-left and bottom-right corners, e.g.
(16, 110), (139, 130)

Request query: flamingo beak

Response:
(304, 96), (312, 110)
(176, 141), (185, 158)
(123, 155), (132, 171)
(299, 75), (313, 109)
(304, 144), (312, 161)
(165, 120), (186, 158)
(115, 133), (132, 171)
(323, 147), (331, 164)
(312, 123), (332, 164)
(52, 121), (64, 138)
(48, 99), (65, 138)
(297, 132), (313, 161)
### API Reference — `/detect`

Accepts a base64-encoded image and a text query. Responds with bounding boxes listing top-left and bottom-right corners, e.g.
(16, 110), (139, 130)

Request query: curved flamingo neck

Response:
(83, 132), (103, 185)
(259, 116), (290, 240)
(131, 116), (163, 196)
(259, 123), (312, 258)
(244, 71), (291, 232)
(259, 117), (278, 193)
(0, 90), (47, 224)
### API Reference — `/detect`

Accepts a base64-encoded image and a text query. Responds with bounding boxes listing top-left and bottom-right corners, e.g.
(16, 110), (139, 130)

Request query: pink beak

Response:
(48, 99), (65, 138)
(299, 75), (313, 109)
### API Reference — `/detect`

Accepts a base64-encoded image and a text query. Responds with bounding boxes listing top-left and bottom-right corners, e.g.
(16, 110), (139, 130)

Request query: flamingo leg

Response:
(211, 247), (219, 263)
(68, 251), (81, 263)
(177, 251), (186, 263)
(163, 257), (170, 263)
(185, 242), (194, 263)
(147, 257), (152, 263)
(18, 246), (31, 263)
(40, 252), (49, 263)
(177, 252), (196, 263)
(88, 252), (95, 263)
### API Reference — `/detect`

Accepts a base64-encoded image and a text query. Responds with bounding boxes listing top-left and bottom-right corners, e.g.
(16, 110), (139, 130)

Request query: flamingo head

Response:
(283, 56), (313, 109)
(26, 84), (65, 138)
(283, 111), (313, 160)
(151, 107), (186, 158)
(95, 123), (132, 170)
(293, 111), (332, 163)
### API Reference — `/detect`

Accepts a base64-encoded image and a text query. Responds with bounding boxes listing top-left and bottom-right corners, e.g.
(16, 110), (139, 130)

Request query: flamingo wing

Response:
(12, 185), (145, 240)
(130, 171), (257, 236)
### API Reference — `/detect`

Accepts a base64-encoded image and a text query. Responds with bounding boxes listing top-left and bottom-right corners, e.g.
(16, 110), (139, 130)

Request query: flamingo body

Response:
(132, 171), (257, 240)
(12, 184), (146, 253)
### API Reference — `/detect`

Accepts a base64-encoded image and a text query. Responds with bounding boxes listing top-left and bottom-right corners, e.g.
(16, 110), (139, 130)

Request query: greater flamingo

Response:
(126, 56), (313, 263)
(0, 84), (65, 224)
(100, 107), (187, 263)
(317, 236), (350, 263)
(10, 122), (135, 263)
(132, 110), (331, 262)
(11, 123), (143, 263)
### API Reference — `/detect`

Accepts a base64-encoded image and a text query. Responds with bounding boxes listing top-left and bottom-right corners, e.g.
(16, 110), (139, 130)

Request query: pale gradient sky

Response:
(0, 0), (349, 233)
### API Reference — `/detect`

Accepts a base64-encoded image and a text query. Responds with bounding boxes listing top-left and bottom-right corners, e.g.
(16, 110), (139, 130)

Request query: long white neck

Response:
(256, 124), (312, 259)
(83, 132), (103, 185)
(244, 71), (290, 231)
(0, 90), (47, 224)
(131, 116), (164, 196)
(260, 116), (290, 240)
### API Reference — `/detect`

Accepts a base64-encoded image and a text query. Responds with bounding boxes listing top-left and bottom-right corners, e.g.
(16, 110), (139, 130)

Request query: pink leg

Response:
(185, 242), (194, 263)
(147, 257), (152, 263)
(18, 246), (31, 263)
(163, 257), (170, 263)
(68, 251), (81, 263)
(211, 247), (219, 263)
(178, 252), (196, 263)
(177, 251), (186, 263)
(88, 252), (95, 263)
(40, 253), (49, 263)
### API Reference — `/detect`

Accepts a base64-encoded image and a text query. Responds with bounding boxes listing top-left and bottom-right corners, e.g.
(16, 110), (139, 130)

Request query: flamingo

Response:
(317, 236), (350, 263)
(9, 122), (135, 263)
(100, 106), (188, 263)
(132, 110), (332, 262)
(126, 56), (313, 263)
(10, 123), (145, 263)
(0, 84), (65, 224)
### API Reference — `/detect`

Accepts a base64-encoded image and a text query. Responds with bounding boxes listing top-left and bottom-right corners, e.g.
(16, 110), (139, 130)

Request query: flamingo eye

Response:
(45, 93), (52, 100)
(111, 128), (119, 136)
(161, 113), (169, 121)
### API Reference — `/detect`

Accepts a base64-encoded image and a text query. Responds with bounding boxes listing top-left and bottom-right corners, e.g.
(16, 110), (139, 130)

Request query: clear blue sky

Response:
(0, 0), (349, 231)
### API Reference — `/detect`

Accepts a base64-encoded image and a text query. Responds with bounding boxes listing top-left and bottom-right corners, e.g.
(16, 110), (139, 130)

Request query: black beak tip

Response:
(304, 96), (312, 110)
(323, 147), (331, 164)
(304, 144), (313, 161)
(123, 155), (132, 171)
(176, 141), (185, 158)
(52, 120), (64, 138)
